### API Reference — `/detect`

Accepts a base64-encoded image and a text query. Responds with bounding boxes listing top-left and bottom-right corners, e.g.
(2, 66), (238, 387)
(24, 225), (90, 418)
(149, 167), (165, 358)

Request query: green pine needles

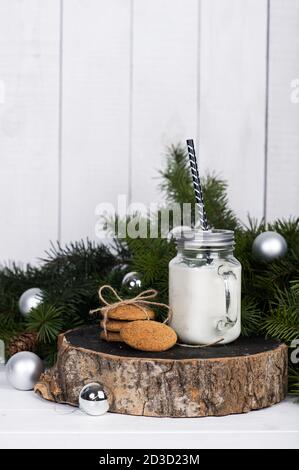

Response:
(159, 144), (238, 230)
(0, 144), (298, 394)
(26, 304), (64, 343)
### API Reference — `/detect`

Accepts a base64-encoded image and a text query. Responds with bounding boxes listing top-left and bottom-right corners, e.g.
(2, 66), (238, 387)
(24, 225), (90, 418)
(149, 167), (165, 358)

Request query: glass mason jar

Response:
(169, 229), (241, 345)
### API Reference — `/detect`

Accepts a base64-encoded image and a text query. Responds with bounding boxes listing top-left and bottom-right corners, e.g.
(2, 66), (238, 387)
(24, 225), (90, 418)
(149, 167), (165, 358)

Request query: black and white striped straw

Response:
(186, 139), (209, 231)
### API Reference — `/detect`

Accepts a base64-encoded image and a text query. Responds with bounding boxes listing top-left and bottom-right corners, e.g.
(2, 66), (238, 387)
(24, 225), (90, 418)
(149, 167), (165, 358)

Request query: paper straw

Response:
(186, 139), (209, 230)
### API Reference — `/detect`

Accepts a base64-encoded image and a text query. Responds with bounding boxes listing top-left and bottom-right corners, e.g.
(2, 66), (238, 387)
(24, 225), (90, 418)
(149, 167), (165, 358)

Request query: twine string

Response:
(90, 285), (223, 347)
(90, 285), (172, 338)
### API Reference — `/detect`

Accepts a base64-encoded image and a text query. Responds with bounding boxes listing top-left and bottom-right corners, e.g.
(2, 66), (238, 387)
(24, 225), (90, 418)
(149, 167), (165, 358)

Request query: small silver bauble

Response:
(19, 287), (43, 317)
(252, 231), (288, 262)
(6, 351), (44, 390)
(79, 382), (109, 416)
(122, 271), (143, 291)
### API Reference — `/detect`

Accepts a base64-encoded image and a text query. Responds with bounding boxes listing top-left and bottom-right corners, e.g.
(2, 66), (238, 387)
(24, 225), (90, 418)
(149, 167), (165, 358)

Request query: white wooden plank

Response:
(199, 0), (268, 223)
(267, 0), (299, 220)
(61, 0), (131, 243)
(131, 0), (199, 205)
(0, 0), (60, 264)
(1, 370), (299, 449)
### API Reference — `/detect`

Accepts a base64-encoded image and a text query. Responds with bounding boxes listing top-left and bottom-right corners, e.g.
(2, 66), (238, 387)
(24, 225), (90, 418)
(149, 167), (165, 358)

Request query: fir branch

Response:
(159, 144), (195, 205)
(241, 298), (262, 336)
(125, 237), (175, 308)
(159, 144), (239, 229)
(0, 263), (43, 314)
(202, 174), (239, 230)
(0, 314), (24, 342)
(261, 287), (299, 343)
(40, 239), (116, 281)
(26, 304), (64, 343)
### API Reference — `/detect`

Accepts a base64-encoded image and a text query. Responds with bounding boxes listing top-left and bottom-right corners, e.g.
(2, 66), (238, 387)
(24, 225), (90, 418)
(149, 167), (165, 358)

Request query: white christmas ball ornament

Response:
(19, 288), (43, 317)
(252, 231), (287, 262)
(79, 382), (109, 416)
(6, 351), (44, 390)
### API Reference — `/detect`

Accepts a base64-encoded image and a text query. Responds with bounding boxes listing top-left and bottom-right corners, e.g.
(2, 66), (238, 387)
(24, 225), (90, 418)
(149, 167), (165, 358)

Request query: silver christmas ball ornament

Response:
(252, 231), (288, 262)
(79, 382), (109, 416)
(19, 288), (43, 317)
(6, 351), (44, 390)
(122, 271), (142, 291)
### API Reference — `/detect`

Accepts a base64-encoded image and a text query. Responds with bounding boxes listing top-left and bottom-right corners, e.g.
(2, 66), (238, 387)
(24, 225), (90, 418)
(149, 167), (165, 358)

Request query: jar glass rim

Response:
(171, 227), (235, 249)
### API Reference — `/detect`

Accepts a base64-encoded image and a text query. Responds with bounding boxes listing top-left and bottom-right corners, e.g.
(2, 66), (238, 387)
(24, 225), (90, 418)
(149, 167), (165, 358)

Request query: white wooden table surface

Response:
(0, 367), (298, 449)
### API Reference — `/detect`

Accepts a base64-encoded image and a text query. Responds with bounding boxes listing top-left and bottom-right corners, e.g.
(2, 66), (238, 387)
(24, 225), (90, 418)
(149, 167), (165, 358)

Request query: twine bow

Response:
(91, 284), (223, 347)
(90, 285), (172, 338)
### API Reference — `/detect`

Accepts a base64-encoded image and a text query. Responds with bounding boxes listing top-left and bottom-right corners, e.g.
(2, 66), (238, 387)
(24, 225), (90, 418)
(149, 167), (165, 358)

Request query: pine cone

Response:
(8, 332), (38, 357)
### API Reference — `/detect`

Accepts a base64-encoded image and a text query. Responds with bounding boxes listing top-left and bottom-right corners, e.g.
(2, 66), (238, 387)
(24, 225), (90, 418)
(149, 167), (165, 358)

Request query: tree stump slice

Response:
(35, 325), (288, 418)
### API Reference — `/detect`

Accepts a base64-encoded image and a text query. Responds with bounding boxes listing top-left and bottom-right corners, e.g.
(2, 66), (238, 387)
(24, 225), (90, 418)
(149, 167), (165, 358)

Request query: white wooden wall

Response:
(0, 0), (298, 264)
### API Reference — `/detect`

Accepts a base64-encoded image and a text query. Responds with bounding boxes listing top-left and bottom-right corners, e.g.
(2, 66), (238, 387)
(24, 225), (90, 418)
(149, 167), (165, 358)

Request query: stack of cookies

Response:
(99, 304), (156, 343)
(99, 304), (177, 352)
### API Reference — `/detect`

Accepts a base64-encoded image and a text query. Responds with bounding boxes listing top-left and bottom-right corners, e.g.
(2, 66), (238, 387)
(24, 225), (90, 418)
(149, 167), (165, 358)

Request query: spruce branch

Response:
(159, 143), (195, 205)
(241, 298), (262, 336)
(261, 287), (299, 343)
(159, 144), (239, 229)
(40, 239), (116, 281)
(26, 304), (64, 343)
(0, 314), (24, 342)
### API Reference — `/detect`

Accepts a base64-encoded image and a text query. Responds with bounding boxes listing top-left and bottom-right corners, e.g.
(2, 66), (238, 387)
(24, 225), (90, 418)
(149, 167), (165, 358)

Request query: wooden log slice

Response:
(35, 325), (288, 418)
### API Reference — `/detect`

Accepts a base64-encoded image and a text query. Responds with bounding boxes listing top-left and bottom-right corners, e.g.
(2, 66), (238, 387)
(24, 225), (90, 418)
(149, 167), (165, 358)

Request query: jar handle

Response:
(216, 264), (238, 332)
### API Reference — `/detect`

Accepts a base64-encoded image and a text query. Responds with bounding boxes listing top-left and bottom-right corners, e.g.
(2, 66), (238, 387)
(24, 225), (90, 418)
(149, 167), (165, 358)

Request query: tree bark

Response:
(35, 325), (288, 417)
